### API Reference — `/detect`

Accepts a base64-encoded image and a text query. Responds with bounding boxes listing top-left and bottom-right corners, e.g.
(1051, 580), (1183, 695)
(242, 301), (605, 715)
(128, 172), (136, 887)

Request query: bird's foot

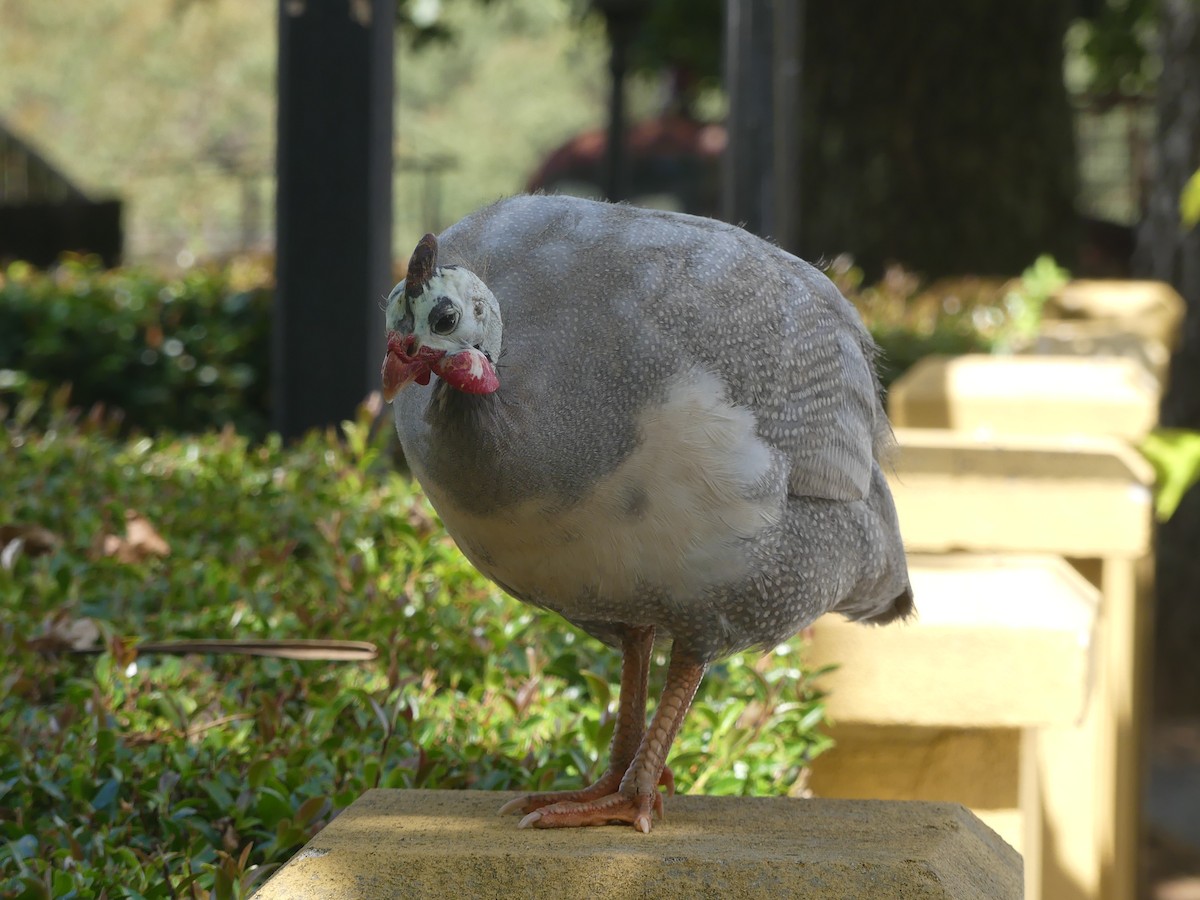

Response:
(516, 790), (662, 834)
(497, 766), (674, 818)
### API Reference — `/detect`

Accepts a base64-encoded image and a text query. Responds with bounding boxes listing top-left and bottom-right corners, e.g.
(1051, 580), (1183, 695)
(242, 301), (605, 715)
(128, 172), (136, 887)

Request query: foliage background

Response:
(0, 0), (643, 262)
(0, 397), (831, 896)
(0, 254), (1062, 437)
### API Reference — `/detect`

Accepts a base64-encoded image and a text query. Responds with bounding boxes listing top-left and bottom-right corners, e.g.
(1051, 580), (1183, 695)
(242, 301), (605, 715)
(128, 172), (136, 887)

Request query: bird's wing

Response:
(649, 218), (885, 505)
(762, 268), (885, 503)
(436, 196), (886, 505)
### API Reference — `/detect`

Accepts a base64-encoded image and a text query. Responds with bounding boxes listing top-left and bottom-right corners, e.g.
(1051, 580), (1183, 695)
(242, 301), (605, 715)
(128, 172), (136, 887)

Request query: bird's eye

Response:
(429, 299), (460, 335)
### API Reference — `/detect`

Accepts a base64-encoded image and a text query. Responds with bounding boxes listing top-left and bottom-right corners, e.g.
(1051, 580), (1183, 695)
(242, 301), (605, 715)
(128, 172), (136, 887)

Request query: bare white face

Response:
(382, 265), (504, 399)
(400, 267), (502, 361)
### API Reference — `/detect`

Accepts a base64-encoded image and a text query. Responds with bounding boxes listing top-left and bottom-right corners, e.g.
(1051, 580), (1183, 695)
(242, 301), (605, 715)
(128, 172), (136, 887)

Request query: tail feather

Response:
(860, 585), (915, 625)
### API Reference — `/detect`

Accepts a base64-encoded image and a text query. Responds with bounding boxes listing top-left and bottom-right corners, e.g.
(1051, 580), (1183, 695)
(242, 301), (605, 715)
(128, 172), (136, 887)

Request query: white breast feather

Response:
(419, 369), (782, 612)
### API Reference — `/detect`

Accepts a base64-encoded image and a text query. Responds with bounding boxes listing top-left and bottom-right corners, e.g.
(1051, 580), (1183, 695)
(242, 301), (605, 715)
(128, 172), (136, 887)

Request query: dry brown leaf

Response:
(0, 523), (62, 569)
(102, 510), (171, 564)
(28, 611), (101, 653)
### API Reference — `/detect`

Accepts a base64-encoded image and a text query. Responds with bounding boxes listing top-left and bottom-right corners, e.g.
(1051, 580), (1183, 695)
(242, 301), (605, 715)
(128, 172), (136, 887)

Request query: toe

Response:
(517, 810), (544, 829)
(511, 792), (657, 831)
(498, 796), (533, 817)
(658, 766), (676, 797)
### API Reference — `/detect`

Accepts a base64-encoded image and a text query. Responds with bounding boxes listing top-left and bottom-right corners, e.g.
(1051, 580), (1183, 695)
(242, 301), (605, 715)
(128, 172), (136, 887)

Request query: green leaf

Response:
(246, 758), (273, 790)
(293, 795), (329, 828)
(798, 703), (827, 733)
(1139, 429), (1200, 521)
(51, 868), (76, 896)
(254, 788), (294, 828)
(579, 670), (611, 712)
(5, 833), (39, 866)
(1181, 168), (1200, 230)
(202, 779), (235, 810)
(90, 777), (120, 812)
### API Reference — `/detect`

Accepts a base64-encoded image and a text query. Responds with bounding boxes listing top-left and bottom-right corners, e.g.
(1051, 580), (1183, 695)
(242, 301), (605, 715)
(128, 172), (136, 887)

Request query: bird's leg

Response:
(498, 625), (666, 817)
(516, 648), (707, 833)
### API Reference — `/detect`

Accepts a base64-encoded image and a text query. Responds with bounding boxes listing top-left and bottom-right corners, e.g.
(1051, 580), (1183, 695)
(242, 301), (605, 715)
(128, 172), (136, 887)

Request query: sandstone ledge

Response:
(256, 789), (1022, 899)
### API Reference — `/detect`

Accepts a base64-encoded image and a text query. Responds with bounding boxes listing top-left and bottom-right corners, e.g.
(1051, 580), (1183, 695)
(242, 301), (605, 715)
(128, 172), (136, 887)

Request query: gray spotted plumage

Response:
(387, 194), (911, 664)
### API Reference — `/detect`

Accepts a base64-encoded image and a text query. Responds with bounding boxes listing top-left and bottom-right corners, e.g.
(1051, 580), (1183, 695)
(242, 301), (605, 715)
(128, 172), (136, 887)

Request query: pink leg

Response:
(517, 649), (707, 833)
(498, 626), (664, 817)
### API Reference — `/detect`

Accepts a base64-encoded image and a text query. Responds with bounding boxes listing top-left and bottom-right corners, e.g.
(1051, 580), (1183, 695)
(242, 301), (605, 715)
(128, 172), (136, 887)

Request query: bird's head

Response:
(382, 233), (502, 402)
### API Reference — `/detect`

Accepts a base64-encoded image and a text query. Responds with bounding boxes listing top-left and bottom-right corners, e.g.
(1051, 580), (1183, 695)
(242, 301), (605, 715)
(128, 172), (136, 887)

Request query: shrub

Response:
(0, 257), (272, 438)
(0, 391), (830, 896)
(828, 254), (1068, 387)
(0, 253), (1064, 439)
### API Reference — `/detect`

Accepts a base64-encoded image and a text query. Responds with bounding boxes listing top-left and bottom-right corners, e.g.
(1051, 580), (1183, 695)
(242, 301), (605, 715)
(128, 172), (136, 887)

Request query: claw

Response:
(508, 792), (658, 831)
(498, 764), (675, 819)
(497, 796), (529, 817)
(659, 766), (676, 797)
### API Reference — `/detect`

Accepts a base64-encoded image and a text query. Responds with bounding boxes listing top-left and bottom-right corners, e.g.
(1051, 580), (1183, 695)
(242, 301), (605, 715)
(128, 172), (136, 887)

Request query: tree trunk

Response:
(798, 0), (1079, 279)
(1137, 0), (1200, 715)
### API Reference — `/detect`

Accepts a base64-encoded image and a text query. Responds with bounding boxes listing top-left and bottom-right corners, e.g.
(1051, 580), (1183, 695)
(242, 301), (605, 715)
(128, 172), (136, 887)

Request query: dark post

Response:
(771, 1), (804, 254)
(594, 0), (646, 203)
(722, 0), (774, 235)
(275, 0), (394, 439)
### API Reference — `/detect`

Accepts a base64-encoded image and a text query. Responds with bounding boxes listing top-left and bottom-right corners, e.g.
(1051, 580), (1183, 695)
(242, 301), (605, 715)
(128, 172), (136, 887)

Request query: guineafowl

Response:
(382, 195), (912, 833)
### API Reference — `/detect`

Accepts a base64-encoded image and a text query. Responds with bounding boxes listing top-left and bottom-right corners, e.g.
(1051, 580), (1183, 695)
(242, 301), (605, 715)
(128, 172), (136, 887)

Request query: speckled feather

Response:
(389, 195), (911, 662)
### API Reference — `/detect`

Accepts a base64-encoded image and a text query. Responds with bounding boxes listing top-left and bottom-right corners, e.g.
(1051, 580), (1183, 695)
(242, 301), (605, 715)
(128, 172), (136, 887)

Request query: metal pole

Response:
(721, 0), (745, 225)
(600, 4), (642, 202)
(274, 0), (394, 438)
(772, 1), (804, 254)
(722, 0), (773, 236)
(605, 27), (628, 201)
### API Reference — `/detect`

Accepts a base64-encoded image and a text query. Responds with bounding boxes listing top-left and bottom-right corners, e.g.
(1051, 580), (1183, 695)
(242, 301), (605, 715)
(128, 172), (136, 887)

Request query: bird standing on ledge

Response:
(383, 195), (912, 833)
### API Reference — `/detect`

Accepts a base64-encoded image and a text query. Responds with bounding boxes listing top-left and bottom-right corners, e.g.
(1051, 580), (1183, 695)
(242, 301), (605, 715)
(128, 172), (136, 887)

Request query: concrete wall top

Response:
(888, 354), (1161, 440)
(256, 789), (1022, 900)
(1048, 279), (1185, 349)
(808, 554), (1098, 728)
(888, 429), (1154, 556)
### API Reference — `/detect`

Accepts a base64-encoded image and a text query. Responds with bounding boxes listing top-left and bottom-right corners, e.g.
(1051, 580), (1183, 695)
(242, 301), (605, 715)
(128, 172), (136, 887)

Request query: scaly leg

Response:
(498, 625), (672, 817)
(517, 647), (707, 833)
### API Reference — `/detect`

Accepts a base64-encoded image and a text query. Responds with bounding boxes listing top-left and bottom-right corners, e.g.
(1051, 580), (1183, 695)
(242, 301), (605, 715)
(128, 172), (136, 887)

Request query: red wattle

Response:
(382, 332), (444, 401)
(433, 348), (500, 395)
(382, 332), (496, 398)
(381, 350), (408, 402)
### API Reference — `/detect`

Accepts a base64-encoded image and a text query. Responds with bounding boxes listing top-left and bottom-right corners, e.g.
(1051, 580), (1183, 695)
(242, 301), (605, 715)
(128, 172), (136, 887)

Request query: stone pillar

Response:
(256, 789), (1022, 899)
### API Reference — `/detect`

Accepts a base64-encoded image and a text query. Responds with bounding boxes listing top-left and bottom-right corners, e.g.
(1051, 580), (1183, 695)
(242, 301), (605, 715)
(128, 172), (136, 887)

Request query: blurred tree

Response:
(1135, 0), (1200, 715)
(576, 0), (1080, 278)
(798, 1), (1078, 278)
(1138, 0), (1200, 428)
(1073, 0), (1159, 101)
(624, 0), (724, 111)
(395, 0), (498, 45)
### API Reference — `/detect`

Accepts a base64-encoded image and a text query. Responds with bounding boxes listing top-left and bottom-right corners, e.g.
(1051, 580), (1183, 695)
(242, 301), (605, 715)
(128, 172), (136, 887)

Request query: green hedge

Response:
(0, 395), (831, 896)
(0, 254), (1062, 437)
(0, 258), (272, 438)
(830, 254), (1068, 388)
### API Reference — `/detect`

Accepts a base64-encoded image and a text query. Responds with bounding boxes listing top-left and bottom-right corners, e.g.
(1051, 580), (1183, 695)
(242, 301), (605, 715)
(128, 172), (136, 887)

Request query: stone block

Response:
(866, 429), (1155, 900)
(256, 789), (1022, 900)
(1046, 279), (1185, 350)
(888, 354), (1160, 440)
(887, 428), (1154, 557)
(808, 725), (1022, 850)
(1017, 323), (1170, 385)
(807, 554), (1097, 729)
